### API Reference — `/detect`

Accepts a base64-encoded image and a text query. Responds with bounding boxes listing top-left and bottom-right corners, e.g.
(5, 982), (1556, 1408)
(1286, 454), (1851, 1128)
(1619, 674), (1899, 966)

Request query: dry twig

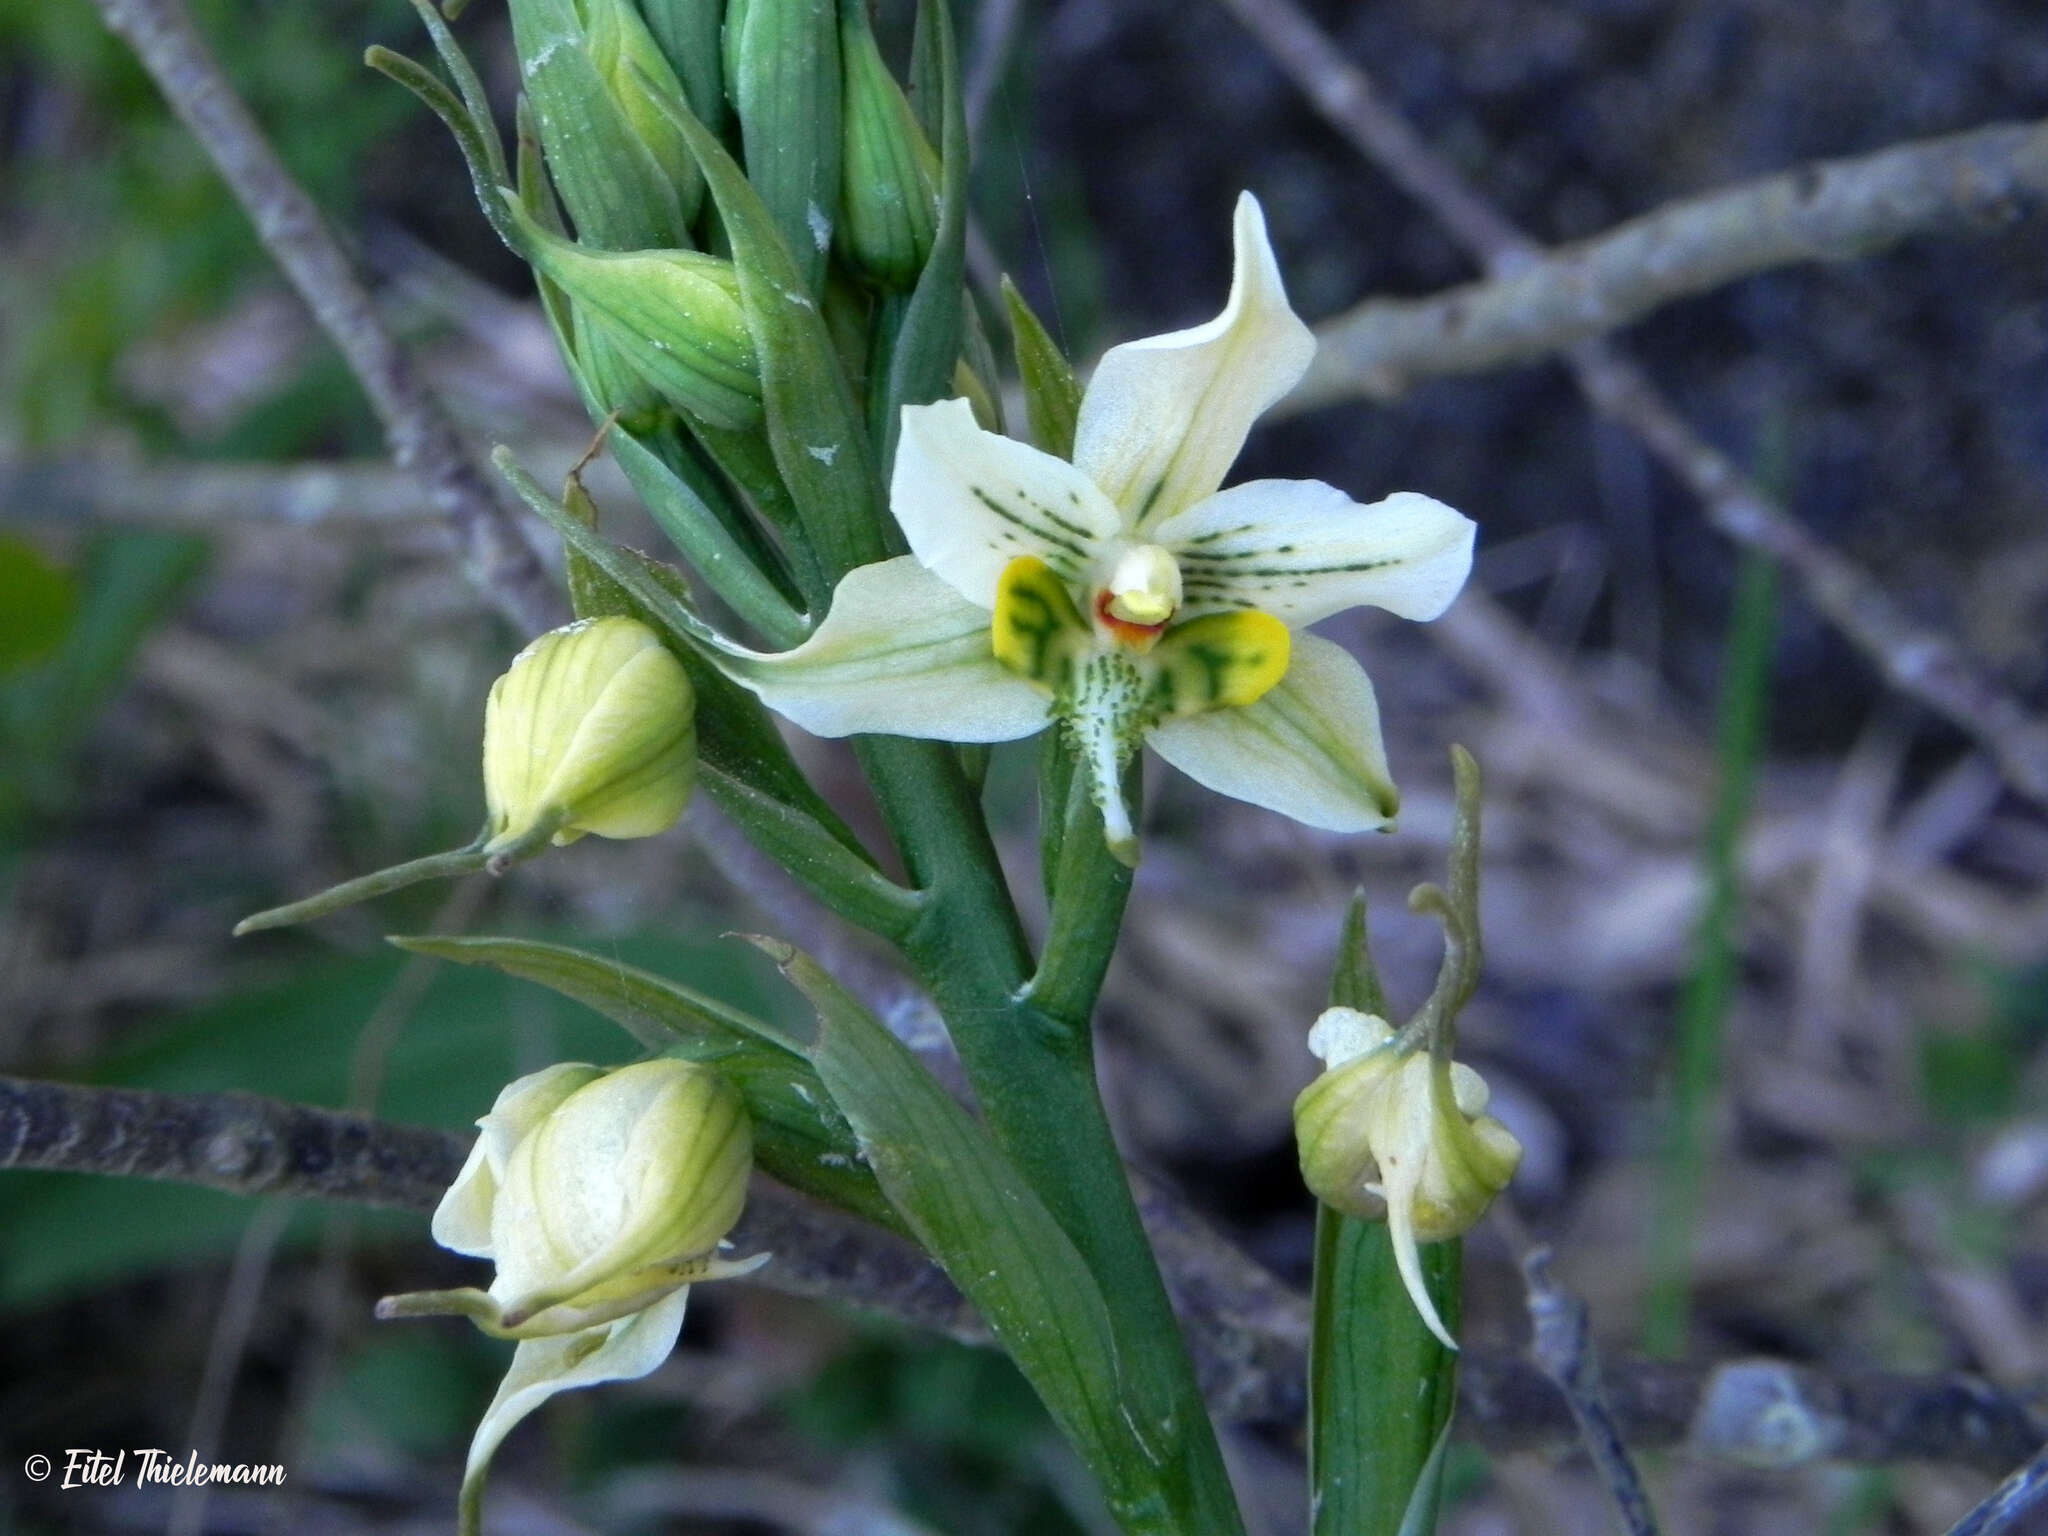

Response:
(1296, 118), (2048, 406)
(89, 0), (560, 632)
(6, 1075), (2045, 1472)
(1219, 0), (2048, 804)
(1945, 1439), (2048, 1536)
(1523, 1247), (1662, 1536)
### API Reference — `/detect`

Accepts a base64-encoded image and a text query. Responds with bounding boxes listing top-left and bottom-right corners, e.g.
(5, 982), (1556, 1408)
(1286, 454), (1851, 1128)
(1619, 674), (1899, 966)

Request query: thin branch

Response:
(89, 0), (561, 633)
(1, 457), (438, 531)
(1217, 0), (2048, 807)
(6, 1075), (2045, 1473)
(1945, 1440), (2048, 1536)
(1295, 118), (2048, 406)
(1524, 1247), (1662, 1536)
(1568, 346), (2048, 800)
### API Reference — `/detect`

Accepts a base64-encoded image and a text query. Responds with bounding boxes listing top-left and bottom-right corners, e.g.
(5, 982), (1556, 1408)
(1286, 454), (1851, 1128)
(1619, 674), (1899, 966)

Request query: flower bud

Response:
(836, 1), (939, 289)
(387, 1058), (760, 1536)
(482, 617), (696, 855)
(1293, 1006), (1521, 1347)
(508, 200), (762, 430)
(485, 1058), (754, 1333)
(584, 0), (705, 223)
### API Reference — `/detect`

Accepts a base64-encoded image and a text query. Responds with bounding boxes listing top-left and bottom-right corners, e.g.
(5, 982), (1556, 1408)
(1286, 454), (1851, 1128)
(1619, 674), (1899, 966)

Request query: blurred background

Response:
(5, 0), (2048, 1531)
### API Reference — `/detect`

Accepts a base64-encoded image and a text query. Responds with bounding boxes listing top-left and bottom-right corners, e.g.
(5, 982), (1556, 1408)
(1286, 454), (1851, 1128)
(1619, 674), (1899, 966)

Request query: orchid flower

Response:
(727, 193), (1476, 862)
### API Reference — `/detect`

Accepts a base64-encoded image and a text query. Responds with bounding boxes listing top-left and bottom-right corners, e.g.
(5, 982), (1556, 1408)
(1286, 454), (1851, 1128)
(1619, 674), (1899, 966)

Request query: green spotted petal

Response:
(1058, 648), (1150, 867)
(1154, 481), (1474, 627)
(1146, 633), (1397, 832)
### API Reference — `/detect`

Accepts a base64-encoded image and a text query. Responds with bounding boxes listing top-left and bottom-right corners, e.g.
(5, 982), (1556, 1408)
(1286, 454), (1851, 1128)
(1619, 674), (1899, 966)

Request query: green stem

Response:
(1645, 549), (1777, 1357)
(854, 734), (1245, 1536)
(233, 839), (493, 936)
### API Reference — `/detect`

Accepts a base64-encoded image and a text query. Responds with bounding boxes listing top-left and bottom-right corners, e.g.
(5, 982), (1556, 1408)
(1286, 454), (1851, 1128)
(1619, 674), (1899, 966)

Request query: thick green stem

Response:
(854, 733), (1245, 1536)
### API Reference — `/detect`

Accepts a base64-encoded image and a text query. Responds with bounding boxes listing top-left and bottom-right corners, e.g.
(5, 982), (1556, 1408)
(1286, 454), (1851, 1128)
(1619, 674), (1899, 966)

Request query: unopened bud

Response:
(836, 2), (938, 289)
(387, 1058), (761, 1536)
(584, 0), (704, 222)
(482, 617), (696, 855)
(509, 200), (762, 430)
(1294, 1006), (1521, 1347)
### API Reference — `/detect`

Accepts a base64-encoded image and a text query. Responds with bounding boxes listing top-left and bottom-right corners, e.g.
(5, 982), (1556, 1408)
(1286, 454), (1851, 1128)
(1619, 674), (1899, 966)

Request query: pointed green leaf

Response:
(391, 934), (900, 1230)
(398, 0), (507, 185)
(645, 78), (890, 587)
(1003, 276), (1082, 461)
(607, 422), (810, 647)
(366, 45), (518, 248)
(873, 0), (968, 473)
(762, 940), (1181, 1535)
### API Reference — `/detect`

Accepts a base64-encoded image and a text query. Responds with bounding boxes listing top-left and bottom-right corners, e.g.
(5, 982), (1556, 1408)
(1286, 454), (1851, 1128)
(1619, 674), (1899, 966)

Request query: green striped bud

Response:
(482, 617), (696, 854)
(509, 197), (762, 430)
(640, 0), (728, 134)
(724, 0), (842, 294)
(836, 0), (938, 289)
(585, 0), (705, 224)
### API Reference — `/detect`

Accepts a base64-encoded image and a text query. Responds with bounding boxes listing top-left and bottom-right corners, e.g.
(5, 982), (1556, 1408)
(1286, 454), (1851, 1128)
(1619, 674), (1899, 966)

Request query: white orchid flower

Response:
(1293, 1008), (1522, 1349)
(728, 193), (1476, 863)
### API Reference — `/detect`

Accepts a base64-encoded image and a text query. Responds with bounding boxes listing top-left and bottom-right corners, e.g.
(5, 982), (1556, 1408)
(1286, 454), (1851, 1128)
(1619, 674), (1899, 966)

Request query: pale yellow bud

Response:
(481, 617), (696, 855)
(1104, 543), (1182, 627)
(487, 1058), (754, 1334)
(1293, 1006), (1521, 1347)
(388, 1057), (760, 1536)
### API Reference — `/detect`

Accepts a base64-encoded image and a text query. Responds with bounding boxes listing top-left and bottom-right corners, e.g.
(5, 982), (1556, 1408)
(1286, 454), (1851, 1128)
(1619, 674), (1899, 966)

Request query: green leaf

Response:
(608, 420), (809, 646)
(1003, 276), (1082, 461)
(872, 0), (968, 473)
(365, 45), (517, 250)
(1329, 889), (1392, 1018)
(1310, 893), (1459, 1536)
(1310, 1214), (1461, 1536)
(762, 939), (1181, 1535)
(648, 81), (889, 589)
(0, 534), (79, 672)
(392, 934), (901, 1230)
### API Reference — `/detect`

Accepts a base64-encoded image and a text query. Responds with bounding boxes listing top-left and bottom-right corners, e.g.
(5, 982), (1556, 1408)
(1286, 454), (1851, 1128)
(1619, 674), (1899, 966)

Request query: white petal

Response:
(432, 1064), (601, 1260)
(892, 399), (1123, 608)
(1146, 633), (1397, 831)
(1155, 483), (1474, 627)
(1382, 1156), (1457, 1351)
(723, 557), (1052, 742)
(1072, 193), (1315, 529)
(458, 1291), (689, 1536)
(429, 1137), (499, 1259)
